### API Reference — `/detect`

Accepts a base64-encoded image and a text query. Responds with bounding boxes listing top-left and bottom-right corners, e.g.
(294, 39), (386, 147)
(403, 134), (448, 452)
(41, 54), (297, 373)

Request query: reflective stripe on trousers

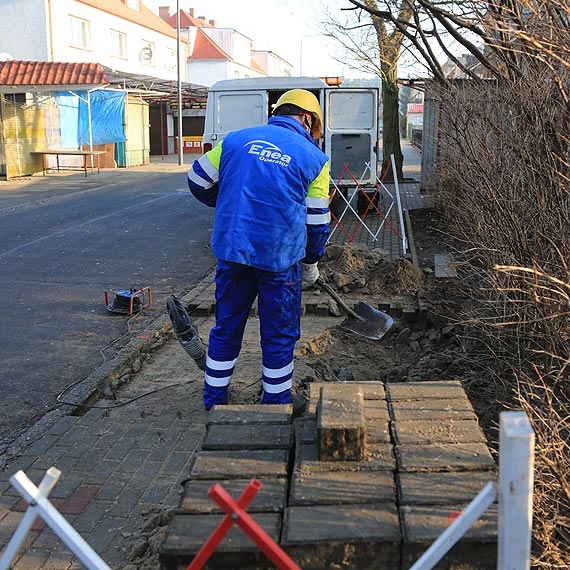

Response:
(204, 260), (301, 409)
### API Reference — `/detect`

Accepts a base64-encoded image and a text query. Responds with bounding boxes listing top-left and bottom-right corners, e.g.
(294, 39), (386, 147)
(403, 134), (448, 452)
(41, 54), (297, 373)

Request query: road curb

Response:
(0, 273), (214, 470)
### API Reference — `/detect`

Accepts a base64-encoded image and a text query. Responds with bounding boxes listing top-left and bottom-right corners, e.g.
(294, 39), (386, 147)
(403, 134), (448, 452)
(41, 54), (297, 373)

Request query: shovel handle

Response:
(316, 277), (364, 321)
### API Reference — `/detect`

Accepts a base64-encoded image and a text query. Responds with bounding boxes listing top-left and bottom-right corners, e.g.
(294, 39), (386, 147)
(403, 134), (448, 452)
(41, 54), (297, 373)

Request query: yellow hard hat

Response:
(274, 89), (323, 139)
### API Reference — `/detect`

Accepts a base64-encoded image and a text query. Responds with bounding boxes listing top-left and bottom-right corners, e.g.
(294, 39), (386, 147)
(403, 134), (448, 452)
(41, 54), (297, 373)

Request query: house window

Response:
(140, 41), (155, 65)
(126, 0), (140, 10)
(111, 30), (127, 58)
(69, 15), (90, 49)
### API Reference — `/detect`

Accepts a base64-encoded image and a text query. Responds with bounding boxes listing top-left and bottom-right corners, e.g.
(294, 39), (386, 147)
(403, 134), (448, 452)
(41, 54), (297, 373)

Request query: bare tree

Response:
(322, 1), (415, 180)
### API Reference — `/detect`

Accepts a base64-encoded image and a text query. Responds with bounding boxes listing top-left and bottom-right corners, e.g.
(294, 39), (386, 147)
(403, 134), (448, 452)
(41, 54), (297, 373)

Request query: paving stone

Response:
(87, 516), (125, 552)
(398, 471), (496, 505)
(391, 397), (477, 421)
(318, 387), (366, 461)
(300, 417), (317, 444)
(365, 418), (391, 443)
(309, 382), (385, 403)
(12, 548), (50, 569)
(60, 484), (101, 515)
(161, 512), (281, 558)
(128, 460), (163, 489)
(290, 469), (395, 506)
(65, 435), (99, 459)
(386, 380), (466, 401)
(397, 442), (496, 472)
(180, 478), (287, 513)
(363, 399), (390, 421)
(160, 450), (194, 476)
(304, 541), (400, 570)
(106, 487), (144, 517)
(434, 252), (458, 278)
(46, 416), (81, 437)
(392, 419), (487, 445)
(190, 450), (289, 480)
(21, 435), (61, 457)
(282, 504), (400, 544)
(401, 505), (497, 569)
(297, 443), (394, 473)
(202, 423), (293, 451)
(71, 499), (114, 535)
(140, 482), (172, 506)
(103, 437), (139, 461)
(207, 405), (292, 425)
(309, 381), (363, 400)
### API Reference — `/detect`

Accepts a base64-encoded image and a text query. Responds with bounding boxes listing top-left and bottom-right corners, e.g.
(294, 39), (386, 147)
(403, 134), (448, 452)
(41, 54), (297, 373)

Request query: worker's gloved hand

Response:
(301, 262), (319, 290)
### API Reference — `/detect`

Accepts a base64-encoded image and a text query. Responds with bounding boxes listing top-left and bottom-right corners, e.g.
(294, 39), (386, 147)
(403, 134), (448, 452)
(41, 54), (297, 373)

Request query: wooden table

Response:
(31, 150), (106, 177)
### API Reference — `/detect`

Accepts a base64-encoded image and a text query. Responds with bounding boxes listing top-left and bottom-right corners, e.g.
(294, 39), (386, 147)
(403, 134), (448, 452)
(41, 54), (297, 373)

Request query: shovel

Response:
(315, 277), (393, 340)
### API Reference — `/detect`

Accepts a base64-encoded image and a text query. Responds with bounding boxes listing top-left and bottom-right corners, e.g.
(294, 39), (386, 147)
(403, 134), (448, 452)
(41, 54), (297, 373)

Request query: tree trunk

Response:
(382, 71), (404, 182)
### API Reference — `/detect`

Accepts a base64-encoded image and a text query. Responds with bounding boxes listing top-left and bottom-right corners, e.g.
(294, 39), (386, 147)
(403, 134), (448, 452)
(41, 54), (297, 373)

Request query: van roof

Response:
(210, 76), (328, 91)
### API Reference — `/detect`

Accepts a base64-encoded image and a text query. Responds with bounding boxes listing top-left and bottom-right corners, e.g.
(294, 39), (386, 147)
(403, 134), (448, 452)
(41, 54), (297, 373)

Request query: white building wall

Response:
(202, 28), (251, 66)
(48, 1), (184, 80)
(187, 60), (229, 87)
(0, 0), (50, 60)
(0, 0), (185, 81)
(187, 59), (265, 87)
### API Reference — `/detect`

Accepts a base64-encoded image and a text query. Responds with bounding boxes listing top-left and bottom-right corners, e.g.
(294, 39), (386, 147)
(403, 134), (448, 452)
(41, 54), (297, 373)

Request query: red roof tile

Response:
(166, 9), (213, 29)
(0, 61), (109, 88)
(251, 60), (265, 74)
(192, 30), (229, 60)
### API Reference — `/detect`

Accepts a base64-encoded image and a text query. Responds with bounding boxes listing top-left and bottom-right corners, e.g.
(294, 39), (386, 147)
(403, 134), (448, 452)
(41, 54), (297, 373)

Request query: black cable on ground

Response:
(56, 271), (215, 409)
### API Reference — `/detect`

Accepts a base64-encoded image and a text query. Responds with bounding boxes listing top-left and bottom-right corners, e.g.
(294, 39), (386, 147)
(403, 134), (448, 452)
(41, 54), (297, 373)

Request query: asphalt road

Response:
(0, 160), (215, 453)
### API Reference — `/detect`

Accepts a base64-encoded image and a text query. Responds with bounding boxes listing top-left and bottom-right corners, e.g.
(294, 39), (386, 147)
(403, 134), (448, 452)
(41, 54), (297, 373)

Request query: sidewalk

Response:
(0, 294), (338, 568)
(0, 144), (437, 569)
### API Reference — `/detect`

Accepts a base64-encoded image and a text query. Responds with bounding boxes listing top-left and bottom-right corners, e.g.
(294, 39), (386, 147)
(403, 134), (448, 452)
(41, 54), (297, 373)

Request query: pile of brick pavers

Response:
(160, 380), (498, 570)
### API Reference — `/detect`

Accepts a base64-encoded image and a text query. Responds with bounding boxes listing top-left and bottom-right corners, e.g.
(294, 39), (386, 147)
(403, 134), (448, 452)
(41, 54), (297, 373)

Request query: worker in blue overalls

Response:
(187, 89), (330, 410)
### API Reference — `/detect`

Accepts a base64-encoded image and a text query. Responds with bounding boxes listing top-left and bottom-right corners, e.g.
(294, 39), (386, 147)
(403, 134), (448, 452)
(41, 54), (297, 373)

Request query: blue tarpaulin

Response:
(57, 90), (127, 147)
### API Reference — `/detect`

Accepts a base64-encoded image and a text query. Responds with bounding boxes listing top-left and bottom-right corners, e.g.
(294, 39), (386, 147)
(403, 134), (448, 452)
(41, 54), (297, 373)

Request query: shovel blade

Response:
(340, 301), (393, 340)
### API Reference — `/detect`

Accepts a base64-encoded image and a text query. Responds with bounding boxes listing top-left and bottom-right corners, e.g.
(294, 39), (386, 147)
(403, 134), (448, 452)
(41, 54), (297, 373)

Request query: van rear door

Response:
(205, 90), (268, 148)
(324, 88), (379, 186)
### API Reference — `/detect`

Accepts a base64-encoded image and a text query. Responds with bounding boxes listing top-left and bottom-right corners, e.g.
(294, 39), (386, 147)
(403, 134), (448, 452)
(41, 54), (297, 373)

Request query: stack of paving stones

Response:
(160, 405), (294, 570)
(160, 381), (498, 570)
(387, 380), (498, 568)
(285, 382), (400, 569)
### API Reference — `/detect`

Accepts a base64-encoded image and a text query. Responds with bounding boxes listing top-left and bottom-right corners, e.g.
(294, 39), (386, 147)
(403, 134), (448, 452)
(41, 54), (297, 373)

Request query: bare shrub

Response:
(434, 1), (570, 566)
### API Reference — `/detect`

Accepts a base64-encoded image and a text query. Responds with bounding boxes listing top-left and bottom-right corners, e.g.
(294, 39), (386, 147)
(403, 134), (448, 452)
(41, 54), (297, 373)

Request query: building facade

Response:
(161, 7), (292, 88)
(0, 0), (187, 82)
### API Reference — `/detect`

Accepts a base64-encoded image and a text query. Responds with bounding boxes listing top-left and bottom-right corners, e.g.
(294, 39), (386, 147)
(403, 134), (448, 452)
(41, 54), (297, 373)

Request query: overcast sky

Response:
(144, 0), (369, 78)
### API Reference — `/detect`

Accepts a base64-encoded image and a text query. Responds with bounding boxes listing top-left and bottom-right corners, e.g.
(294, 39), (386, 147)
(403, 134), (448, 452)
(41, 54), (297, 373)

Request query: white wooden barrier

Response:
(498, 411), (534, 569)
(409, 410), (534, 570)
(0, 467), (110, 570)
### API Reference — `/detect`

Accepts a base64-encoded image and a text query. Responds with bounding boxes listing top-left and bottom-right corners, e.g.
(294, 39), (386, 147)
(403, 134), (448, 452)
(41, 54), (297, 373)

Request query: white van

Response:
(202, 76), (379, 187)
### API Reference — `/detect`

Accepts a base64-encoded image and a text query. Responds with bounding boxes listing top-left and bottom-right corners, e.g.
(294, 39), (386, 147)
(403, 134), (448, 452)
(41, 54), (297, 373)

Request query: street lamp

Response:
(176, 0), (183, 166)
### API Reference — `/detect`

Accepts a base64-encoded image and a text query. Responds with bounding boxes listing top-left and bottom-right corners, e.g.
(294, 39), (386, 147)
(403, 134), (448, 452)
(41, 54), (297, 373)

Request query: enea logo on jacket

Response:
(244, 140), (291, 167)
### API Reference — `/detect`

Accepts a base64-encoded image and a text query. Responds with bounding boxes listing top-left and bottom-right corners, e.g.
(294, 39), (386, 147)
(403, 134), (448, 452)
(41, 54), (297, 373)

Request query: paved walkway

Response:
(328, 141), (432, 256)
(0, 143), (435, 569)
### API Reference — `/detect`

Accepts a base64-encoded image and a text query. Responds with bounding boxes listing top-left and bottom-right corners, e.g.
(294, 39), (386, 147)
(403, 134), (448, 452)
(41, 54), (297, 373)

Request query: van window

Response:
(328, 91), (375, 130)
(217, 93), (266, 132)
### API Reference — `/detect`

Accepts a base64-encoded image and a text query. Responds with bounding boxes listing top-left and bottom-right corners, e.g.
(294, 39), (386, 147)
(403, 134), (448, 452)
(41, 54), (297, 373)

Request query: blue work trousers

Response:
(204, 260), (302, 409)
